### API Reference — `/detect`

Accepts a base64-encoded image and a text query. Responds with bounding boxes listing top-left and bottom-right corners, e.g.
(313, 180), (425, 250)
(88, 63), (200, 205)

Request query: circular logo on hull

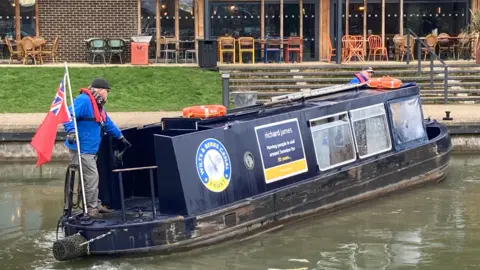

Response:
(196, 138), (232, 192)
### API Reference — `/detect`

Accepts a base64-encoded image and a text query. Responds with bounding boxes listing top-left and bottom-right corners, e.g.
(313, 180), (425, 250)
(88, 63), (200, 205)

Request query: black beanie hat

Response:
(91, 78), (111, 89)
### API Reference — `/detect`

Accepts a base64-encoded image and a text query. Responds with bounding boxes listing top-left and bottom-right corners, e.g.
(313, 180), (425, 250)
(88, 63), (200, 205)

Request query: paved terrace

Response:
(0, 59), (475, 68)
(0, 104), (478, 133)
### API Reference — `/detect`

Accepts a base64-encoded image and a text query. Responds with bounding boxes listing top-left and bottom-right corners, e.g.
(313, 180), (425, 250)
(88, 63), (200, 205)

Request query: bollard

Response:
(443, 111), (453, 121)
(222, 73), (230, 109)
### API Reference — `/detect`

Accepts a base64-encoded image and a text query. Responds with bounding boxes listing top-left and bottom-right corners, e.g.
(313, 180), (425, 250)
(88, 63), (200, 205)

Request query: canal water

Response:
(1, 154), (480, 270)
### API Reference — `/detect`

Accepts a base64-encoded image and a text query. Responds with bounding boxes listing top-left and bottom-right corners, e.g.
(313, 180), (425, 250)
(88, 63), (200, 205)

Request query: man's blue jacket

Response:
(63, 93), (123, 155)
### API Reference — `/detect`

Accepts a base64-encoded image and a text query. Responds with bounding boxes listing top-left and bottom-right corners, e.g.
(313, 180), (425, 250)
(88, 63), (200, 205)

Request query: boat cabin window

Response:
(309, 112), (357, 171)
(349, 103), (392, 158)
(387, 95), (428, 151)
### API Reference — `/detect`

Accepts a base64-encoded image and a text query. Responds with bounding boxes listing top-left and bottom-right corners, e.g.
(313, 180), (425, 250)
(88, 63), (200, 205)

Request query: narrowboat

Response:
(52, 81), (452, 261)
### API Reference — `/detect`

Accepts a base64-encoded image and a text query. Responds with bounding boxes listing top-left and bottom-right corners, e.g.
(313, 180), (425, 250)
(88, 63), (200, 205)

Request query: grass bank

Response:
(0, 67), (222, 113)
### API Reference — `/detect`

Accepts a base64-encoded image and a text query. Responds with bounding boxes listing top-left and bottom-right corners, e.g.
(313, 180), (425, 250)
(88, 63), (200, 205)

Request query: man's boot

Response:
(98, 205), (114, 214)
(87, 208), (103, 218)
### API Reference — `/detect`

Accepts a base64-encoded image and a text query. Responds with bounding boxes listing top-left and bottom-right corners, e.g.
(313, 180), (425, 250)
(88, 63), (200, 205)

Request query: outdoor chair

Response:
(184, 41), (196, 63)
(367, 35), (388, 61)
(438, 33), (454, 59)
(237, 37), (255, 64)
(456, 33), (471, 60)
(5, 38), (23, 64)
(345, 35), (365, 62)
(400, 35), (415, 62)
(392, 34), (404, 61)
(107, 39), (125, 64)
(285, 37), (303, 63)
(41, 36), (59, 63)
(156, 36), (175, 63)
(422, 34), (437, 61)
(22, 37), (42, 65)
(88, 38), (107, 64)
(264, 38), (282, 63)
(218, 37), (236, 64)
(327, 37), (336, 63)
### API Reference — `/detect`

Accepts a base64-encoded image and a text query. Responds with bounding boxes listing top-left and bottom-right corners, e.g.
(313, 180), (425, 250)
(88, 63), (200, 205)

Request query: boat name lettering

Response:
(255, 119), (308, 183)
(264, 128), (293, 139)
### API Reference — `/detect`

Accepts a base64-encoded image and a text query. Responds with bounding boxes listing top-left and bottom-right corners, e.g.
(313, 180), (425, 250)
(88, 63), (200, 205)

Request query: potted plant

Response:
(463, 9), (480, 63)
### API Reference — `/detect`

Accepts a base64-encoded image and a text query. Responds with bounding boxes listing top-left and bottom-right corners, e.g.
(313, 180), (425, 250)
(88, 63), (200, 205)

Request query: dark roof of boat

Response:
(199, 83), (420, 127)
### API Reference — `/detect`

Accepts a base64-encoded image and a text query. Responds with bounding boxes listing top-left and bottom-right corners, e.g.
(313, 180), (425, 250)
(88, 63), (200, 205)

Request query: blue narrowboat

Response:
(52, 82), (452, 261)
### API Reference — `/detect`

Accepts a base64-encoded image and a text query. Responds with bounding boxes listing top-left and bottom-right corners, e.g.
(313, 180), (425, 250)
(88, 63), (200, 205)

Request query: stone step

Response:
(219, 62), (480, 72)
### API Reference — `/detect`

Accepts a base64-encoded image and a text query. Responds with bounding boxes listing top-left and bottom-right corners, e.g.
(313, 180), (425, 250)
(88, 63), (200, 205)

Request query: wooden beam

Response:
(400, 0), (403, 35)
(299, 0), (303, 39)
(15, 0), (20, 40)
(363, 0), (366, 55)
(156, 0), (161, 59)
(261, 0), (264, 58)
(346, 0), (349, 36)
(319, 0), (330, 61)
(280, 0), (284, 56)
(175, 0), (179, 46)
(197, 0), (204, 39)
(35, 1), (39, 36)
(138, 0), (142, 35)
(381, 0), (385, 47)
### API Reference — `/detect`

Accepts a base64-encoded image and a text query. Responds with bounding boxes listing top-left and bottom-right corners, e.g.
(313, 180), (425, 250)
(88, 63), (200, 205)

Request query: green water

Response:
(1, 154), (479, 270)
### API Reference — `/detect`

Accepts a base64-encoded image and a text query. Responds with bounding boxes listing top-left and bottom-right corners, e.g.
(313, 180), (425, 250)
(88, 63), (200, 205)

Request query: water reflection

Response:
(2, 155), (480, 269)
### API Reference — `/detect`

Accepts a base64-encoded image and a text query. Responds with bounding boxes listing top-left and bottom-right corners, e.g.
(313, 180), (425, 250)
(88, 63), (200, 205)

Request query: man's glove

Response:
(120, 136), (132, 148)
(67, 132), (76, 144)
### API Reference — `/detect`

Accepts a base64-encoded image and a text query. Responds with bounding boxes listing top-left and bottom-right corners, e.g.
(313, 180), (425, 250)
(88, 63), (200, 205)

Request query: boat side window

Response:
(309, 112), (357, 171)
(387, 95), (429, 151)
(349, 103), (392, 158)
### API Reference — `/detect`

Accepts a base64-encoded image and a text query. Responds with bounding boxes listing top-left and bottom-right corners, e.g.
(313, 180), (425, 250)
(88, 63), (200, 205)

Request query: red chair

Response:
(285, 37), (303, 63)
(367, 35), (388, 61)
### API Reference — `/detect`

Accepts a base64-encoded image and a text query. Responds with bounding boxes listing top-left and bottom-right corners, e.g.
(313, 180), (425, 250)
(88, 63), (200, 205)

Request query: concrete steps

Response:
(219, 62), (480, 104)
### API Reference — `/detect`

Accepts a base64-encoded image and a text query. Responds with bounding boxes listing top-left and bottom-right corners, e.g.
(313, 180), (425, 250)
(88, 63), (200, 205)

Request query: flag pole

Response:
(64, 62), (88, 216)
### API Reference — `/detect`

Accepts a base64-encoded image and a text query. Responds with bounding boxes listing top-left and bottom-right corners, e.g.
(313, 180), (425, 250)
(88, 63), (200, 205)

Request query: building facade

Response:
(0, 0), (477, 62)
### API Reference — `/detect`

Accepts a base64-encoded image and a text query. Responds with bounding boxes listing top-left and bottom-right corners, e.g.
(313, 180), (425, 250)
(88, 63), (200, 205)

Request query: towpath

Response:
(0, 104), (478, 132)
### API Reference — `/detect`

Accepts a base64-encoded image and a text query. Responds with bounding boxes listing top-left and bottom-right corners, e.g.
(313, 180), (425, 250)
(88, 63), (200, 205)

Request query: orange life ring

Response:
(367, 76), (402, 89)
(182, 105), (227, 118)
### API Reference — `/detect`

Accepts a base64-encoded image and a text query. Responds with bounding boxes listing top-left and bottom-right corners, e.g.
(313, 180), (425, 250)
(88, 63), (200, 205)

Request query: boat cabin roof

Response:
(198, 83), (419, 129)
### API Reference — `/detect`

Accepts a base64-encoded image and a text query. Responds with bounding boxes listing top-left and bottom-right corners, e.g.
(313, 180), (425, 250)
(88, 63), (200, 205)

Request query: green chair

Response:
(89, 39), (107, 64)
(108, 39), (125, 64)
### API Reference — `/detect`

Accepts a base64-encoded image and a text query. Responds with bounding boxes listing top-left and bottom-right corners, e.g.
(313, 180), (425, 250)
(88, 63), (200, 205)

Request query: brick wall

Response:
(38, 0), (138, 62)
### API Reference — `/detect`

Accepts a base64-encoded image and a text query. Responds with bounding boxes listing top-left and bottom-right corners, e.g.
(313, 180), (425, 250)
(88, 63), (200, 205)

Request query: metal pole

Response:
(222, 73), (230, 109)
(119, 172), (126, 223)
(417, 37), (421, 75)
(204, 0), (210, 39)
(406, 31), (410, 64)
(336, 0), (342, 64)
(444, 65), (449, 104)
(149, 169), (157, 220)
(64, 62), (88, 217)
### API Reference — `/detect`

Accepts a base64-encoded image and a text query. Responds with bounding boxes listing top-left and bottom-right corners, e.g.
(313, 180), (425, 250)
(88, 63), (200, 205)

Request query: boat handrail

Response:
(264, 82), (368, 106)
(112, 166), (158, 222)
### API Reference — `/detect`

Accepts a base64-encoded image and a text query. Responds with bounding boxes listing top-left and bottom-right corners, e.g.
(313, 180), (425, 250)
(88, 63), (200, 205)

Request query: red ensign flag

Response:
(30, 75), (71, 167)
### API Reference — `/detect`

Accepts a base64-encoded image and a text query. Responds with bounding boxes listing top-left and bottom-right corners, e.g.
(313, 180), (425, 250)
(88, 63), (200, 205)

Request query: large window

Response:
(20, 1), (35, 38)
(404, 1), (467, 36)
(141, 0), (156, 36)
(387, 95), (428, 151)
(310, 112), (356, 171)
(210, 2), (261, 38)
(350, 103), (392, 158)
(0, 0), (15, 40)
(161, 0), (175, 37)
(179, 0), (194, 40)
